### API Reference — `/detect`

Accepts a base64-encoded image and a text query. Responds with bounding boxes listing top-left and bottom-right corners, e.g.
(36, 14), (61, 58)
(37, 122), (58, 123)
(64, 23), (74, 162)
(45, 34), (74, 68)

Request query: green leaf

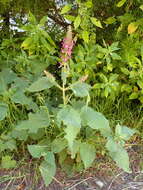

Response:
(111, 53), (121, 60)
(0, 69), (17, 84)
(5, 139), (17, 151)
(115, 124), (136, 141)
(51, 138), (67, 153)
(28, 144), (48, 158)
(74, 15), (81, 29)
(129, 92), (138, 100)
(116, 0), (126, 7)
(39, 152), (56, 186)
(90, 17), (103, 28)
(1, 156), (16, 169)
(128, 22), (138, 34)
(140, 5), (143, 11)
(39, 16), (48, 26)
(61, 4), (72, 14)
(28, 12), (37, 24)
(82, 31), (89, 43)
(16, 107), (50, 133)
(64, 125), (80, 150)
(80, 106), (111, 137)
(71, 82), (91, 97)
(11, 90), (31, 105)
(0, 102), (8, 121)
(57, 106), (81, 128)
(80, 142), (96, 169)
(27, 77), (54, 92)
(104, 17), (116, 24)
(11, 129), (28, 141)
(106, 138), (131, 172)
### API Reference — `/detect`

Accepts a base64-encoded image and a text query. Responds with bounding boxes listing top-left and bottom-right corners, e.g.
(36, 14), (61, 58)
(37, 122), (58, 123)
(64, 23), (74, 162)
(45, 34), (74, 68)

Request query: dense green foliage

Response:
(0, 0), (143, 186)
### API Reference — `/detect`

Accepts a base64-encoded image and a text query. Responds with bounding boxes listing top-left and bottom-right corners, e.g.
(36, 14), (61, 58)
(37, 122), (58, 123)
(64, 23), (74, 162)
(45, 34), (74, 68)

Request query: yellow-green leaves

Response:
(90, 17), (103, 28)
(61, 4), (72, 14)
(104, 17), (116, 25)
(128, 22), (138, 34)
(74, 15), (81, 29)
(116, 0), (127, 7)
(81, 31), (89, 43)
(140, 5), (143, 11)
(1, 156), (16, 169)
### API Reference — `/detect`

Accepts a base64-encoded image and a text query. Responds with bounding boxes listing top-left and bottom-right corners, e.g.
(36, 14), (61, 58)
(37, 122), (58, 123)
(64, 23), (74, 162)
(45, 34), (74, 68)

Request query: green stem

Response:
(62, 83), (66, 105)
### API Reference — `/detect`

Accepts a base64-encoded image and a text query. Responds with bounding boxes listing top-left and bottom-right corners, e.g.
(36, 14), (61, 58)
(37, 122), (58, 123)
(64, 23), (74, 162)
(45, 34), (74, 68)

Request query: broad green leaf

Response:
(51, 138), (67, 153)
(82, 31), (89, 43)
(16, 107), (50, 133)
(64, 125), (80, 150)
(21, 37), (33, 49)
(0, 103), (8, 121)
(39, 16), (48, 26)
(115, 124), (136, 141)
(128, 23), (138, 34)
(11, 90), (31, 105)
(57, 106), (81, 128)
(74, 15), (81, 29)
(140, 5), (143, 11)
(28, 144), (48, 158)
(129, 92), (138, 100)
(80, 142), (96, 169)
(1, 156), (16, 169)
(85, 0), (93, 8)
(5, 139), (17, 151)
(64, 15), (75, 22)
(27, 77), (54, 92)
(39, 152), (56, 186)
(80, 106), (111, 137)
(104, 17), (116, 24)
(28, 12), (37, 24)
(106, 138), (131, 172)
(61, 4), (72, 14)
(116, 0), (126, 7)
(70, 140), (80, 159)
(0, 76), (7, 94)
(0, 69), (17, 84)
(71, 82), (91, 97)
(11, 129), (28, 141)
(90, 17), (103, 28)
(111, 53), (121, 60)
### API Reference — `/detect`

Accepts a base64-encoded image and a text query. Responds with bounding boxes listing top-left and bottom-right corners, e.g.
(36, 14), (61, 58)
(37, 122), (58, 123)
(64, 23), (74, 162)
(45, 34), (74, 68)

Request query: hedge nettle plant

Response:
(12, 26), (135, 186)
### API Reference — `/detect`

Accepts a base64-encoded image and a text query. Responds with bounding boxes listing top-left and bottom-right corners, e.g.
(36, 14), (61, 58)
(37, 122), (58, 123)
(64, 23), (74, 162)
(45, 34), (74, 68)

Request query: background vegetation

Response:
(0, 0), (143, 186)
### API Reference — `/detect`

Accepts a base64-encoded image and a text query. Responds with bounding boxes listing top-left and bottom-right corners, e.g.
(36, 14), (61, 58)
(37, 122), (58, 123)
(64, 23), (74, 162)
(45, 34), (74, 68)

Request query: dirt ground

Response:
(0, 145), (143, 190)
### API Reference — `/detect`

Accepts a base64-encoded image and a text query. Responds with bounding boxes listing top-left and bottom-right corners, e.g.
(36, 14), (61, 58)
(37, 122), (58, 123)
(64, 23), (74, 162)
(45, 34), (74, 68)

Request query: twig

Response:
(53, 176), (64, 186)
(107, 171), (125, 190)
(67, 177), (93, 190)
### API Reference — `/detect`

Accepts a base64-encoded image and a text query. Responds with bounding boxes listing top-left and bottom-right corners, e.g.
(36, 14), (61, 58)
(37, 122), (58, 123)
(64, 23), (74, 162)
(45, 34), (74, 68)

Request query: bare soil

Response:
(0, 145), (142, 190)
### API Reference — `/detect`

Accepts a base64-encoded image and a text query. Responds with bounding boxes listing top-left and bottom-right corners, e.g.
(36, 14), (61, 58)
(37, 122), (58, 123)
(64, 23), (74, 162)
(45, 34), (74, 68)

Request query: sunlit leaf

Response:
(90, 17), (103, 28)
(74, 15), (81, 29)
(61, 4), (72, 14)
(128, 23), (138, 34)
(117, 0), (127, 7)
